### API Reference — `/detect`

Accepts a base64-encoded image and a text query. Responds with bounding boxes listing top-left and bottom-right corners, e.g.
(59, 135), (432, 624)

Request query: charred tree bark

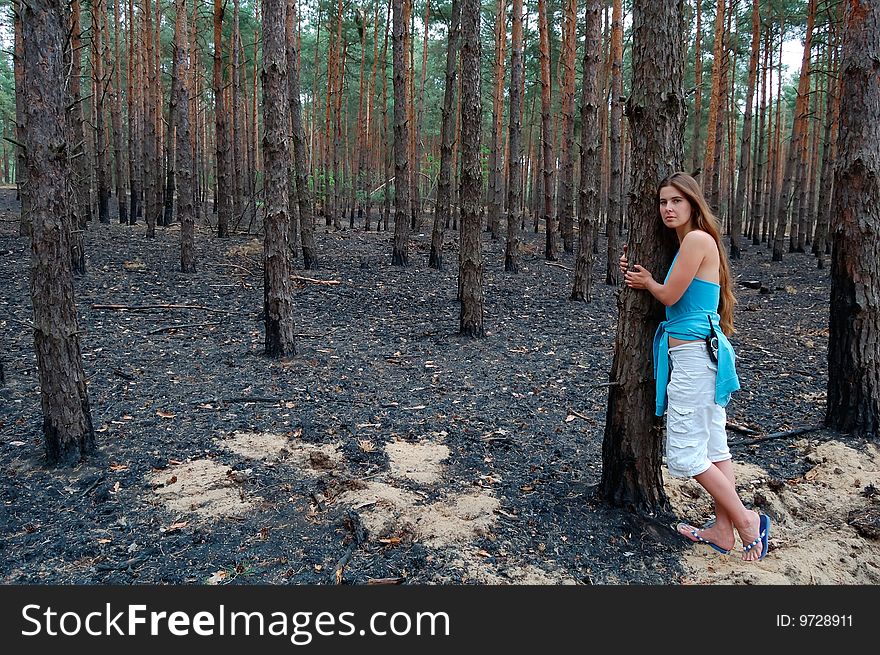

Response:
(459, 0), (484, 337)
(391, 0), (411, 266)
(22, 0), (96, 465)
(557, 0), (577, 253)
(173, 0), (196, 273)
(113, 0), (128, 225)
(571, 0), (602, 301)
(826, 0), (880, 438)
(538, 0), (556, 261)
(504, 0), (523, 274)
(127, 0), (141, 225)
(143, 0), (159, 237)
(601, 0), (685, 512)
(261, 0), (297, 358)
(606, 0), (624, 284)
(13, 5), (30, 237)
(214, 0), (233, 238)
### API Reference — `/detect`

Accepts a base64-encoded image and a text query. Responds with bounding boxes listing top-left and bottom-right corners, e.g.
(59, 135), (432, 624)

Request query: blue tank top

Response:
(652, 253), (740, 416)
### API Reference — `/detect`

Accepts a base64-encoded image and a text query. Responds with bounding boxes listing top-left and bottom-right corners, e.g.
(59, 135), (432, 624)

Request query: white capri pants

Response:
(665, 341), (731, 478)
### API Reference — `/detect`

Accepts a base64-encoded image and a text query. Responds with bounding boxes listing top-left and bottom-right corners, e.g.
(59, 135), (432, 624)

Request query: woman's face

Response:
(659, 185), (693, 231)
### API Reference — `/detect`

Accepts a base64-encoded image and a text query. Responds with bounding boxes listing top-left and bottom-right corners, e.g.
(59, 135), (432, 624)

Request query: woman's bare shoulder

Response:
(681, 230), (717, 252)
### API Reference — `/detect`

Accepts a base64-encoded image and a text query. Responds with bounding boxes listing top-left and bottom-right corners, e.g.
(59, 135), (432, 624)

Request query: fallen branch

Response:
(191, 396), (283, 405)
(726, 421), (759, 435)
(545, 261), (573, 271)
(730, 426), (821, 448)
(567, 409), (593, 421)
(146, 321), (222, 335)
(291, 274), (341, 286)
(92, 303), (234, 315)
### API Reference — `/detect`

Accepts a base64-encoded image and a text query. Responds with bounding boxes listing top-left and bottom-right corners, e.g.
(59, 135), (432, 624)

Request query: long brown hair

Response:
(658, 172), (736, 335)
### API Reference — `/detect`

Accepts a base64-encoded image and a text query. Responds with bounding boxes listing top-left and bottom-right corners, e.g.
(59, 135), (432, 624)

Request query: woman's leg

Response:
(679, 459), (736, 550)
(693, 464), (763, 561)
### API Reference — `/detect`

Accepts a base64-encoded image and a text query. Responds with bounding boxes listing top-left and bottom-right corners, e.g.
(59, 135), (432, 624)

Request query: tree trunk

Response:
(391, 0), (411, 266)
(601, 0), (685, 512)
(557, 0), (577, 253)
(606, 0), (624, 284)
(22, 0), (96, 465)
(173, 0), (196, 273)
(814, 16), (840, 268)
(487, 0), (507, 239)
(13, 5), (31, 238)
(772, 0), (815, 261)
(93, 1), (111, 223)
(214, 0), (233, 238)
(826, 0), (880, 438)
(143, 0), (158, 237)
(504, 0), (523, 274)
(730, 0), (761, 259)
(538, 0), (556, 261)
(287, 0), (318, 269)
(127, 0), (141, 225)
(751, 23), (769, 246)
(261, 0), (297, 358)
(431, 0), (461, 270)
(163, 52), (178, 228)
(232, 0), (245, 223)
(689, 0), (703, 173)
(571, 0), (602, 301)
(459, 0), (484, 337)
(113, 0), (127, 225)
(702, 0), (725, 189)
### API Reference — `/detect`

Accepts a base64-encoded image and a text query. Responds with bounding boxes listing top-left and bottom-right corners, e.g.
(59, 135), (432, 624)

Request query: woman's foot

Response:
(676, 522), (735, 553)
(737, 510), (767, 562)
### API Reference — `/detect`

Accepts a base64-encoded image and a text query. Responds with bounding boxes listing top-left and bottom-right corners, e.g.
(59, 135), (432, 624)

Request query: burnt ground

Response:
(0, 186), (871, 585)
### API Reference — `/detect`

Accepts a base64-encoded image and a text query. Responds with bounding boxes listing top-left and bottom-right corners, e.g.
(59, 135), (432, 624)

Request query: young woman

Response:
(620, 172), (769, 562)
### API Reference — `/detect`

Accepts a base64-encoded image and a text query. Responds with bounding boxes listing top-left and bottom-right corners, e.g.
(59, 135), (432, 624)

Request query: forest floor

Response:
(1, 187), (878, 585)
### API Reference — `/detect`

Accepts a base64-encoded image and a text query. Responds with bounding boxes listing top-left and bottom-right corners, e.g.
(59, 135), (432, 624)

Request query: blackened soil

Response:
(0, 188), (868, 584)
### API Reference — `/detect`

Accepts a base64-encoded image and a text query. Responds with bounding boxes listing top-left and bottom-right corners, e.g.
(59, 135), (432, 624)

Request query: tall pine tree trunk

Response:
(731, 0), (761, 259)
(391, 0), (411, 266)
(430, 0), (461, 270)
(601, 0), (685, 512)
(571, 0), (602, 300)
(23, 0), (96, 465)
(504, 0), (523, 273)
(287, 0), (317, 268)
(557, 0), (577, 253)
(459, 0), (484, 337)
(261, 0), (297, 358)
(538, 0), (556, 261)
(772, 0), (815, 261)
(173, 0), (195, 272)
(826, 0), (880, 438)
(214, 0), (233, 238)
(606, 0), (623, 284)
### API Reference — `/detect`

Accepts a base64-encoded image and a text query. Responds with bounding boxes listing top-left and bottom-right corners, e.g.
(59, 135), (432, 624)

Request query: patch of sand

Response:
(334, 481), (499, 548)
(147, 459), (258, 519)
(385, 439), (450, 484)
(666, 441), (880, 584)
(223, 432), (342, 475)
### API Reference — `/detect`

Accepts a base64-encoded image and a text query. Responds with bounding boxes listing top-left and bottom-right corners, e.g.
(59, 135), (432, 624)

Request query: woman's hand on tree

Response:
(618, 244), (628, 276)
(624, 264), (654, 290)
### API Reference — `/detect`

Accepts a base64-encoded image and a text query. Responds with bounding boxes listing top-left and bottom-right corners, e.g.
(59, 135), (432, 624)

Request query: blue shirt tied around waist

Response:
(652, 254), (740, 416)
